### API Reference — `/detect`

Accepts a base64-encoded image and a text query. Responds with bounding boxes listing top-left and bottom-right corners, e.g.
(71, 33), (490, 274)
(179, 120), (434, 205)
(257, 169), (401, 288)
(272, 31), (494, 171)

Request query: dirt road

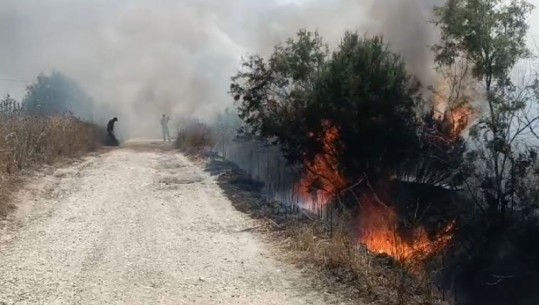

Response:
(0, 140), (343, 305)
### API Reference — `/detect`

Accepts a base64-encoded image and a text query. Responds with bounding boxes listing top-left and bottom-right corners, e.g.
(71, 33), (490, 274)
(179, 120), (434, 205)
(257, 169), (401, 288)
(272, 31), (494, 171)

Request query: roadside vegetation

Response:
(0, 73), (103, 217)
(174, 118), (216, 155)
(180, 1), (539, 304)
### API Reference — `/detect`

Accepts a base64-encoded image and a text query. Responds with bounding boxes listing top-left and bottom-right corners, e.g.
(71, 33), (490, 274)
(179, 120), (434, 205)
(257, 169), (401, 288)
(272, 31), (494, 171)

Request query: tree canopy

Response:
(230, 29), (328, 164)
(308, 33), (422, 181)
(23, 72), (95, 120)
(432, 0), (534, 91)
(231, 30), (425, 186)
(433, 0), (537, 221)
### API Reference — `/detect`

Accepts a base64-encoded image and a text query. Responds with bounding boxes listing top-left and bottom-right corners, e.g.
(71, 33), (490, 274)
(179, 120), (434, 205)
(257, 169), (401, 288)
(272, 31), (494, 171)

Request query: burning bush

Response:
(308, 34), (422, 183)
(230, 29), (466, 270)
(296, 121), (347, 211)
(232, 31), (426, 201)
(225, 0), (539, 302)
(358, 194), (456, 267)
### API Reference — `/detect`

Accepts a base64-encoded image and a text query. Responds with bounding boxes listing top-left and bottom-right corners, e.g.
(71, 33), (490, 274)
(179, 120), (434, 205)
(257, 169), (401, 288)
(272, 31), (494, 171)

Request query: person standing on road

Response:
(161, 114), (172, 142)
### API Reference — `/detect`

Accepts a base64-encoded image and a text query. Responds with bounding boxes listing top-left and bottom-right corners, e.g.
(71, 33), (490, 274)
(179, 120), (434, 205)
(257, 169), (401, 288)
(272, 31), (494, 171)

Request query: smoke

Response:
(0, 0), (441, 138)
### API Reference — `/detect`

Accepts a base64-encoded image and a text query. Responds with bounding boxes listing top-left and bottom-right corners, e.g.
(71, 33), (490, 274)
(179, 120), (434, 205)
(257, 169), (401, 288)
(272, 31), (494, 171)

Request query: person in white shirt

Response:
(160, 114), (171, 142)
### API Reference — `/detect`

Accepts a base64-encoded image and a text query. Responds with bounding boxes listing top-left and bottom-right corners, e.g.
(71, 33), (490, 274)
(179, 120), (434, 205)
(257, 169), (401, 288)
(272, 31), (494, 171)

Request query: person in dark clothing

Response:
(107, 117), (118, 136)
(105, 117), (119, 146)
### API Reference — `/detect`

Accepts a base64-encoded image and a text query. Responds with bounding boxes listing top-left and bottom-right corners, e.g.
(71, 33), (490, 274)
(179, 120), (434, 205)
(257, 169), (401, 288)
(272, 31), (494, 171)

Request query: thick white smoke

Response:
(0, 0), (481, 138)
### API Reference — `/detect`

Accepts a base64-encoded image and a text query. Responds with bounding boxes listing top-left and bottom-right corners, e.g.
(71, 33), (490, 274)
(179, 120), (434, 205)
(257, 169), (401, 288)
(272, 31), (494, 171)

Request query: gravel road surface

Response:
(0, 141), (344, 305)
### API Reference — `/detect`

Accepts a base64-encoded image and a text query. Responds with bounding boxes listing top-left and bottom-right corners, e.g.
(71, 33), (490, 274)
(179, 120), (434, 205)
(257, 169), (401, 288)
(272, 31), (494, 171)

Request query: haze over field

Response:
(0, 0), (538, 137)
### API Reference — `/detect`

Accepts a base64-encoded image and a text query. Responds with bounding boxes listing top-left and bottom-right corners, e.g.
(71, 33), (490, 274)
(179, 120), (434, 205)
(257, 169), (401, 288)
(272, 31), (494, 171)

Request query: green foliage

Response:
(433, 2), (539, 302)
(432, 0), (534, 89)
(433, 0), (537, 221)
(230, 29), (328, 164)
(0, 94), (22, 114)
(231, 30), (425, 184)
(308, 33), (422, 180)
(23, 72), (95, 120)
(175, 120), (216, 153)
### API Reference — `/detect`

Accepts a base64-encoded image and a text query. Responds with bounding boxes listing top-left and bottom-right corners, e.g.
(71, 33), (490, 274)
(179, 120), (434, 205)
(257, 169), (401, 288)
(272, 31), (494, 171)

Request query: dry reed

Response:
(0, 114), (102, 217)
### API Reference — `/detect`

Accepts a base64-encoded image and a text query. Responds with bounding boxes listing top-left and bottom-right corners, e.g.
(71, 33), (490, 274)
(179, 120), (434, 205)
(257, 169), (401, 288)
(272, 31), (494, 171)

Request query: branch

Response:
(486, 274), (514, 286)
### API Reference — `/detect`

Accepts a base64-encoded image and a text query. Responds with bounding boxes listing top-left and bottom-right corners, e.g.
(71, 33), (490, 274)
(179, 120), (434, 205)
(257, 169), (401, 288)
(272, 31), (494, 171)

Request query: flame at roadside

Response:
(358, 196), (455, 266)
(294, 121), (456, 267)
(296, 122), (347, 212)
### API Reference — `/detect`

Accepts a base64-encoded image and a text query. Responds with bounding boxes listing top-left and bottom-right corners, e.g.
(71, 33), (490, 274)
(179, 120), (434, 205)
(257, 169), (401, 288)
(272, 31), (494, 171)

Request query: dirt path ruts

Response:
(0, 140), (346, 305)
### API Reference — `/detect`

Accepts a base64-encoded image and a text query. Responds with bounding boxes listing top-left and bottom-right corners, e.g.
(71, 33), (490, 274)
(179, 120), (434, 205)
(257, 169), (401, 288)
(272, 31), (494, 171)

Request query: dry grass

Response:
(205, 157), (450, 305)
(0, 114), (102, 217)
(174, 121), (216, 154)
(282, 220), (448, 305)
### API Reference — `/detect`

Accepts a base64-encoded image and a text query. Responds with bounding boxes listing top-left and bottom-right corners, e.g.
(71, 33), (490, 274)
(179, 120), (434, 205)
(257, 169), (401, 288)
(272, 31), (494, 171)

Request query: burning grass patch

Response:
(284, 221), (449, 305)
(199, 155), (449, 305)
(0, 115), (102, 217)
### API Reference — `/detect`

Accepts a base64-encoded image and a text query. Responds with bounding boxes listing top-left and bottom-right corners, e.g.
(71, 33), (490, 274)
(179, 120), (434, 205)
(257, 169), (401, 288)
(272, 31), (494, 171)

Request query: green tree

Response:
(432, 0), (533, 91)
(308, 33), (422, 182)
(433, 1), (539, 302)
(23, 72), (95, 120)
(432, 0), (535, 224)
(0, 94), (21, 114)
(231, 30), (425, 190)
(230, 29), (328, 164)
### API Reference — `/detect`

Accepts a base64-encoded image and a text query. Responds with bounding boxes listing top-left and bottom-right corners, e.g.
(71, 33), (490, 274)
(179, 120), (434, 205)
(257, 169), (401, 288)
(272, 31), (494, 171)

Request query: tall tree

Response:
(231, 30), (425, 193)
(230, 29), (328, 164)
(0, 94), (21, 114)
(23, 72), (95, 120)
(432, 2), (539, 302)
(308, 33), (422, 182)
(432, 0), (535, 224)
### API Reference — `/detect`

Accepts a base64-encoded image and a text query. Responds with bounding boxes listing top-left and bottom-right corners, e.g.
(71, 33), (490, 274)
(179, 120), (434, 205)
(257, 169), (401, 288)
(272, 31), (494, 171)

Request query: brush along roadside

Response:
(174, 120), (217, 158)
(0, 115), (103, 217)
(194, 155), (450, 305)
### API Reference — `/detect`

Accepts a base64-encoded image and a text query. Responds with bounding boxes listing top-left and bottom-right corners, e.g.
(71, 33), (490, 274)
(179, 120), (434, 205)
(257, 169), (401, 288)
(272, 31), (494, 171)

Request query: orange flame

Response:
(432, 79), (477, 141)
(296, 122), (347, 211)
(442, 105), (475, 140)
(295, 121), (456, 267)
(358, 196), (455, 265)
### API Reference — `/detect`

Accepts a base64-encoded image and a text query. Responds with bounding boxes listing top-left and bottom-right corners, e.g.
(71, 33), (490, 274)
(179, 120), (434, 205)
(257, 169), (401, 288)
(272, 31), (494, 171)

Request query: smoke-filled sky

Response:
(0, 0), (538, 137)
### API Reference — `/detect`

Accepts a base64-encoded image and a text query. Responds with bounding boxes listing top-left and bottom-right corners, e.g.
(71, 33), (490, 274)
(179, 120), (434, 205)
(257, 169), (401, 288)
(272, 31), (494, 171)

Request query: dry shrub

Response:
(0, 114), (102, 217)
(283, 220), (448, 305)
(201, 156), (447, 304)
(175, 120), (216, 154)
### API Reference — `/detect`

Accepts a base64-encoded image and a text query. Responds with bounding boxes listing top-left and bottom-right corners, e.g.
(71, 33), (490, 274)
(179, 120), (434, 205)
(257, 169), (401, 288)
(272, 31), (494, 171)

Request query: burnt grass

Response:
(203, 154), (300, 223)
(202, 155), (360, 302)
(200, 153), (449, 305)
